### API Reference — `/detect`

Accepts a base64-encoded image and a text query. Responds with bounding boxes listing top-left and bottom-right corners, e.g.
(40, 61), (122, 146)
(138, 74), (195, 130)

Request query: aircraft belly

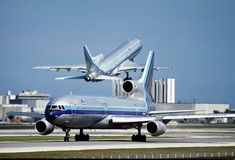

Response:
(53, 114), (106, 129)
(52, 114), (132, 129)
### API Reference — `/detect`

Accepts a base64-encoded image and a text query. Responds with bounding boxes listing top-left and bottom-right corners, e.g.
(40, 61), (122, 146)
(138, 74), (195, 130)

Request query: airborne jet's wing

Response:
(33, 64), (87, 73)
(117, 60), (171, 72)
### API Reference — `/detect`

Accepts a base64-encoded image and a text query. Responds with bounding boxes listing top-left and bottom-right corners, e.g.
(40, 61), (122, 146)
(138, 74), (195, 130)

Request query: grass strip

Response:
(0, 146), (234, 158)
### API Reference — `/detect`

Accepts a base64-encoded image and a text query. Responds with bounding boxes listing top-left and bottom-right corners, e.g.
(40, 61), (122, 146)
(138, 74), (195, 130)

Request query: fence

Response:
(83, 151), (235, 159)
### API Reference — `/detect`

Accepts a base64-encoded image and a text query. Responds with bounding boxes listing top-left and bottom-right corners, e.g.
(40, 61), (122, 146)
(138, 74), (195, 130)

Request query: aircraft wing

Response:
(117, 60), (171, 72)
(148, 110), (200, 115)
(162, 113), (235, 120)
(6, 111), (45, 120)
(111, 113), (235, 124)
(33, 64), (87, 73)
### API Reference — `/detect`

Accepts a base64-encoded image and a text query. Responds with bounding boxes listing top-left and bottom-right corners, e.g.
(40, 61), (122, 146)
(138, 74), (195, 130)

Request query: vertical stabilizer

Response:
(138, 51), (154, 110)
(139, 51), (154, 94)
(83, 45), (96, 70)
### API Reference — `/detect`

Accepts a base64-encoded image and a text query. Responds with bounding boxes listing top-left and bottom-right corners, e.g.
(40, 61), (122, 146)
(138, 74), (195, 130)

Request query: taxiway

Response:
(0, 126), (234, 153)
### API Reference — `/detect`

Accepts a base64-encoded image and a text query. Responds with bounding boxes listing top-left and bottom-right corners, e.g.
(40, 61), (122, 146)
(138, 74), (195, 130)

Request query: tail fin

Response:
(139, 50), (154, 95)
(138, 50), (154, 111)
(83, 45), (96, 70)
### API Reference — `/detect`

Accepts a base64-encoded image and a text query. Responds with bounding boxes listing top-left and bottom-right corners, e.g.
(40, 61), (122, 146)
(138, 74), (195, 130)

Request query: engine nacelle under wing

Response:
(147, 120), (166, 136)
(35, 118), (54, 135)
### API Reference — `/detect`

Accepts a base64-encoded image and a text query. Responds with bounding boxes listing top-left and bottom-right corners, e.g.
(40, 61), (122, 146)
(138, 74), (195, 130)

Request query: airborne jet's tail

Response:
(83, 45), (98, 71)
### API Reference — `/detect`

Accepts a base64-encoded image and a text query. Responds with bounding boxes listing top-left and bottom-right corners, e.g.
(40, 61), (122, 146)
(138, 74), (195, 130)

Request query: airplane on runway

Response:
(35, 51), (235, 142)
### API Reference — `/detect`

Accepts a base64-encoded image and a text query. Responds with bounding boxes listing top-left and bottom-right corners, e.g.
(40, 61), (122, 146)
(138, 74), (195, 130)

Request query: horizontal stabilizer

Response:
(55, 75), (85, 80)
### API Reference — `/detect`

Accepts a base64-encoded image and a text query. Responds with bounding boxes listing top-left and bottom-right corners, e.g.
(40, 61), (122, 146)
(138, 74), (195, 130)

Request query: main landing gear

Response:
(131, 123), (146, 142)
(75, 129), (90, 141)
(63, 128), (89, 142)
(123, 72), (132, 81)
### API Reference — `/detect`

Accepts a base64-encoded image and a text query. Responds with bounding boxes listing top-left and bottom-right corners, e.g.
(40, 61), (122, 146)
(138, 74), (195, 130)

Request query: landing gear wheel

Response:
(131, 123), (146, 142)
(131, 135), (146, 142)
(75, 129), (90, 141)
(75, 134), (90, 141)
(64, 137), (70, 142)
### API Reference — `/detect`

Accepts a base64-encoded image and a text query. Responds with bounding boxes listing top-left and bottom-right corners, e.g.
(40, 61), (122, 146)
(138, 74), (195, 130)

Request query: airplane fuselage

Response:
(85, 39), (142, 81)
(99, 39), (142, 74)
(45, 95), (147, 129)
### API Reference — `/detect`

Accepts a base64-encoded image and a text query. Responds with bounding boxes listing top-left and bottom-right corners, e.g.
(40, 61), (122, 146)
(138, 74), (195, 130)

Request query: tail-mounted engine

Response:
(35, 118), (54, 135)
(147, 120), (166, 136)
(122, 80), (138, 93)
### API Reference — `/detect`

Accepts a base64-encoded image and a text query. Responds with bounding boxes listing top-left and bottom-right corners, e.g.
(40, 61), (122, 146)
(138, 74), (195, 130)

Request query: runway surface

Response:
(0, 126), (235, 153)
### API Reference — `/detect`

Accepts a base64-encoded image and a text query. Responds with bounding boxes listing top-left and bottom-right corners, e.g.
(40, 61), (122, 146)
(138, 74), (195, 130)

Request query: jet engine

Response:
(122, 80), (138, 93)
(35, 118), (54, 135)
(147, 120), (166, 136)
(85, 72), (97, 81)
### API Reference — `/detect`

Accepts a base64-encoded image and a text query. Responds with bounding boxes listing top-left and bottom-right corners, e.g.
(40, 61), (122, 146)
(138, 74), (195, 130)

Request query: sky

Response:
(0, 0), (235, 107)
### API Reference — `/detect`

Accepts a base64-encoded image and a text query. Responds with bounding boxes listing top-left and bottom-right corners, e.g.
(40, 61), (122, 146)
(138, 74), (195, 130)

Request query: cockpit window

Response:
(46, 105), (65, 110)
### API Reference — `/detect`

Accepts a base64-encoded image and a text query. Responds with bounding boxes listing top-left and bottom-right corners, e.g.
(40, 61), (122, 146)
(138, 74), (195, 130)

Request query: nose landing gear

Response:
(63, 128), (71, 142)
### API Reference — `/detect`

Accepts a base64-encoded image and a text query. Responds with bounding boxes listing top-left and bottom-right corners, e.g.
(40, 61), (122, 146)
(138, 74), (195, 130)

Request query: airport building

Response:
(0, 90), (49, 121)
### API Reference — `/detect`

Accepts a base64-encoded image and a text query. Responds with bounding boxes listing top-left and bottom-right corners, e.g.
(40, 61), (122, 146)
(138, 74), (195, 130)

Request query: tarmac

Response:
(0, 126), (235, 153)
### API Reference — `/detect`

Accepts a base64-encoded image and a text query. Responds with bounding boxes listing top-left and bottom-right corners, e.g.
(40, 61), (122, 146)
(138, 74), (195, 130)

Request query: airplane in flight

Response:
(33, 39), (171, 82)
(34, 39), (143, 82)
(35, 51), (235, 142)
